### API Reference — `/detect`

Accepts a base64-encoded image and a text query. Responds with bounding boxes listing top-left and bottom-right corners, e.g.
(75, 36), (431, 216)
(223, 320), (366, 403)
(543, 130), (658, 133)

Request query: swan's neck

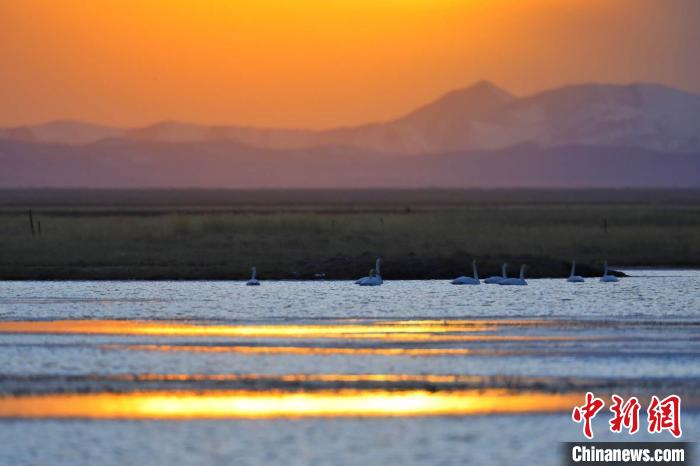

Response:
(472, 262), (478, 280)
(501, 264), (507, 278)
(570, 261), (576, 277)
(603, 262), (608, 275)
(251, 267), (256, 280)
(519, 265), (525, 280)
(375, 259), (381, 276)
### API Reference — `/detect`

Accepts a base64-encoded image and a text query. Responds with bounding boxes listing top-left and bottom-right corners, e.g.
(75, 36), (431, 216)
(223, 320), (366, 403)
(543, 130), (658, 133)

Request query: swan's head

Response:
(472, 259), (477, 264)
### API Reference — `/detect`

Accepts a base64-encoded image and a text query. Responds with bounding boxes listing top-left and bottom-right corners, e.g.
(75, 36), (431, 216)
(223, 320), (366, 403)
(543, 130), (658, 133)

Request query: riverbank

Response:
(0, 258), (626, 280)
(0, 189), (697, 280)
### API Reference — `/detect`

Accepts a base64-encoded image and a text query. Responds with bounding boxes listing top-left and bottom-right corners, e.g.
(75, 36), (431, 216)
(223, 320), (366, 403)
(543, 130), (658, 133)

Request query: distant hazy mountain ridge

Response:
(1, 81), (699, 188)
(2, 81), (699, 155)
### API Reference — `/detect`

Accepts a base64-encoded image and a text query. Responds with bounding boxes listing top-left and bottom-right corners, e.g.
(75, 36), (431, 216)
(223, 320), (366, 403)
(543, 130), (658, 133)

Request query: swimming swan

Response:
(246, 267), (260, 286)
(451, 260), (480, 285)
(600, 261), (619, 283)
(355, 269), (372, 285)
(484, 263), (508, 284)
(357, 258), (383, 286)
(500, 264), (527, 286)
(567, 260), (585, 283)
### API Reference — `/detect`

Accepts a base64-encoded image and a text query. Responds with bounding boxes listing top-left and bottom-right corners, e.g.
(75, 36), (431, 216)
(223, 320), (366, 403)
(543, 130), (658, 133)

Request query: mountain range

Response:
(1, 81), (699, 187)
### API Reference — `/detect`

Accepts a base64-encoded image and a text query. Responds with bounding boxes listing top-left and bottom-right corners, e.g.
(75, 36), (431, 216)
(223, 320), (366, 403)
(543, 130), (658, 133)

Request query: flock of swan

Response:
(449, 259), (619, 286)
(245, 259), (620, 286)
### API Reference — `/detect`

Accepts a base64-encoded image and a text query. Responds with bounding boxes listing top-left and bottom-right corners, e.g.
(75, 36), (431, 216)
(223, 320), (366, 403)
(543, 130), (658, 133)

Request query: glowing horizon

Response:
(1, 0), (698, 128)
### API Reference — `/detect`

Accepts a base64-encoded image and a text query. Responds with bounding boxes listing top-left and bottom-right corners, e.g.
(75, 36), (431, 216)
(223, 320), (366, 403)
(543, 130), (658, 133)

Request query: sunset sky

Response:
(1, 0), (698, 129)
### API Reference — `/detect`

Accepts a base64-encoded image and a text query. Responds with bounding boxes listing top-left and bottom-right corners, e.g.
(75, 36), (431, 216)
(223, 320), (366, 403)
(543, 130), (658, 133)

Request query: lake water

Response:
(0, 270), (698, 466)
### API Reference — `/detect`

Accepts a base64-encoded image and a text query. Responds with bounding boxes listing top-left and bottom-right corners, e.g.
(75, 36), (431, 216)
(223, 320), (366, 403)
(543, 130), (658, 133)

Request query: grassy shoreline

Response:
(1, 189), (698, 280)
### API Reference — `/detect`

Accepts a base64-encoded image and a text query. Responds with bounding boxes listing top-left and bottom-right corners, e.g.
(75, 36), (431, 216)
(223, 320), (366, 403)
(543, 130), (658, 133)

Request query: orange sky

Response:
(0, 0), (698, 128)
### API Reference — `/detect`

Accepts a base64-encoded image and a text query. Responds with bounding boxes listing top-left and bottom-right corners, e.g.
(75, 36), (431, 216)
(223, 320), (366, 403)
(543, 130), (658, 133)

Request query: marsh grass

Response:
(1, 202), (698, 279)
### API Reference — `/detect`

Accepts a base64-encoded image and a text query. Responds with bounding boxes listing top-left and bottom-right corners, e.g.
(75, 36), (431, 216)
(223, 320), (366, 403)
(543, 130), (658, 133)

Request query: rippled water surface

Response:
(0, 270), (698, 466)
(1, 269), (698, 321)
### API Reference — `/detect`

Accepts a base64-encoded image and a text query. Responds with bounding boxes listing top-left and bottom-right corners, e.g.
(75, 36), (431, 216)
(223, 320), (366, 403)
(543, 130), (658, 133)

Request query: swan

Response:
(500, 264), (527, 286)
(484, 263), (508, 284)
(451, 260), (480, 285)
(600, 261), (619, 283)
(246, 266), (260, 286)
(567, 260), (585, 283)
(355, 269), (372, 285)
(357, 258), (383, 286)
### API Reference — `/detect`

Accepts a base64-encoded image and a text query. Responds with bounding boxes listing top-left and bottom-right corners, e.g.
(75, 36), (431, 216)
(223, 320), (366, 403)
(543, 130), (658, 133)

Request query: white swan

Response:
(357, 258), (383, 286)
(500, 264), (527, 286)
(567, 260), (585, 283)
(355, 269), (372, 285)
(484, 263), (508, 284)
(600, 261), (619, 283)
(246, 266), (260, 286)
(451, 260), (480, 285)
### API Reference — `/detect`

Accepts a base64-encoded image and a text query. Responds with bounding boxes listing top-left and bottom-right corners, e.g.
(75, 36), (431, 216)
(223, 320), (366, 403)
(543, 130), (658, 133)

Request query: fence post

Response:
(28, 210), (35, 236)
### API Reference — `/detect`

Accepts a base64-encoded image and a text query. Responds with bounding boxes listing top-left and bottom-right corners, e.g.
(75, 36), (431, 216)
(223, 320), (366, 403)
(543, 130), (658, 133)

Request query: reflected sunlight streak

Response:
(0, 389), (582, 419)
(0, 320), (587, 343)
(106, 344), (510, 356)
(0, 320), (497, 337)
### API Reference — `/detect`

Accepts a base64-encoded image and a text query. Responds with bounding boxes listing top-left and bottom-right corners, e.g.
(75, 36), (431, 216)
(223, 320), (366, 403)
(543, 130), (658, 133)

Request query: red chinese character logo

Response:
(572, 391), (605, 439)
(609, 394), (641, 434)
(647, 394), (682, 438)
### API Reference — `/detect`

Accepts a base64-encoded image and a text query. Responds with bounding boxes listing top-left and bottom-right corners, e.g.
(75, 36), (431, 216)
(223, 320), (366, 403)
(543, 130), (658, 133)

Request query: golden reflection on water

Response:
(115, 373), (501, 384)
(0, 320), (495, 337)
(106, 344), (509, 356)
(0, 389), (582, 419)
(376, 319), (555, 326)
(0, 320), (584, 342)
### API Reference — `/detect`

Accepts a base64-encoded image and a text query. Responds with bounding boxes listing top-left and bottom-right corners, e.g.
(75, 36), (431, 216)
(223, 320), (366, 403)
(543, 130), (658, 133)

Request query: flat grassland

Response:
(1, 189), (698, 280)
